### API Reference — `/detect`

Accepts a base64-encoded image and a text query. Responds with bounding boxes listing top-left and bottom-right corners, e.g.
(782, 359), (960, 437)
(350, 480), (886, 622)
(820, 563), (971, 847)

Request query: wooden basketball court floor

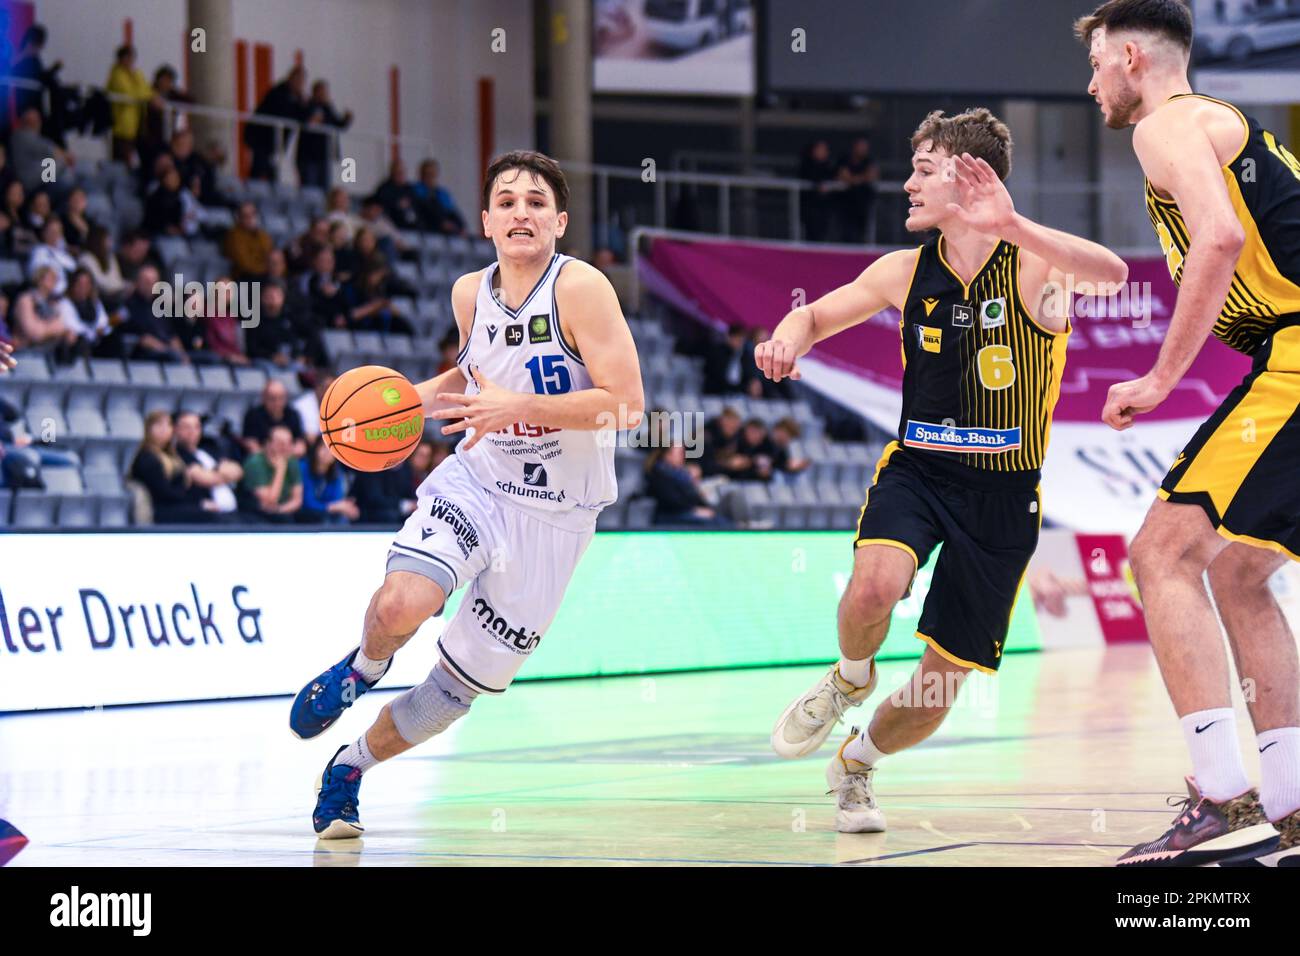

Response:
(0, 643), (1240, 867)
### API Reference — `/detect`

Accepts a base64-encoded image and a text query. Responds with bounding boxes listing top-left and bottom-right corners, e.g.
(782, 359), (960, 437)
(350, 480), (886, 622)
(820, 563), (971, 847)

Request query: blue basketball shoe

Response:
(313, 746), (365, 839)
(289, 647), (391, 740)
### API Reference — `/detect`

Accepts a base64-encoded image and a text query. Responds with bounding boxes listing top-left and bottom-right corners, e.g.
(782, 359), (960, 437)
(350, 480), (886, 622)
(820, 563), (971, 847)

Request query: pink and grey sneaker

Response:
(1117, 777), (1278, 867)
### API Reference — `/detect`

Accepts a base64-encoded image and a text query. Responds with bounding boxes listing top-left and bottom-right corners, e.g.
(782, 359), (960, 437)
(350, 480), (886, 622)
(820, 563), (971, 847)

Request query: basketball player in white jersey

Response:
(288, 151), (644, 838)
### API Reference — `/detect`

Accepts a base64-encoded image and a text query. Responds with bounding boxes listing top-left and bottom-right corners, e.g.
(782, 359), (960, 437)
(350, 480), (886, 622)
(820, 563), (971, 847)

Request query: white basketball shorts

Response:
(388, 454), (595, 694)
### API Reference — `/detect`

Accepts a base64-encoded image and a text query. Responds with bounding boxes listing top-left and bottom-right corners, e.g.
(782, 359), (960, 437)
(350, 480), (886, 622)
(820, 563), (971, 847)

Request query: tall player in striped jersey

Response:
(1081, 0), (1300, 867)
(761, 109), (1128, 831)
(288, 151), (644, 837)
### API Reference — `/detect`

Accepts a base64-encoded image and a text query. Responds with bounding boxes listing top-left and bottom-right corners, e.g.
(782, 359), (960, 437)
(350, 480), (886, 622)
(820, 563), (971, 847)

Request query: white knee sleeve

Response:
(389, 665), (475, 745)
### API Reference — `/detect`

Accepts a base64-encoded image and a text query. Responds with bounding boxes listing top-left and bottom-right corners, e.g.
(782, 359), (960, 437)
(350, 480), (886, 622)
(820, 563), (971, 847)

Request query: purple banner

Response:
(643, 236), (1251, 423)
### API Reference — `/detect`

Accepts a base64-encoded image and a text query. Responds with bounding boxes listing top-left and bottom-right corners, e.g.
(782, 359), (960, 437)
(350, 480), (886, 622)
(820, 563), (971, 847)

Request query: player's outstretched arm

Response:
(1102, 113), (1244, 430)
(949, 153), (1128, 290)
(413, 271), (475, 417)
(432, 260), (644, 449)
(756, 248), (918, 383)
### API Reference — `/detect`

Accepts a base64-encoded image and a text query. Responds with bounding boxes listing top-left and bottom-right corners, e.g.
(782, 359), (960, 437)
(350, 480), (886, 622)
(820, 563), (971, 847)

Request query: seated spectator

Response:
(327, 219), (355, 279)
(170, 284), (225, 364)
(0, 180), (36, 258)
(372, 158), (421, 232)
(324, 187), (362, 240)
(129, 410), (214, 523)
(241, 378), (306, 456)
(9, 107), (73, 199)
(350, 457), (417, 525)
(24, 188), (53, 234)
(244, 279), (322, 370)
(357, 197), (407, 259)
(645, 444), (731, 527)
(703, 324), (747, 396)
(412, 159), (465, 235)
(341, 261), (414, 335)
(27, 218), (78, 298)
(116, 230), (161, 283)
(199, 276), (250, 365)
(106, 44), (151, 166)
(734, 418), (776, 482)
(105, 264), (188, 363)
(60, 187), (95, 253)
(406, 439), (450, 494)
(174, 410), (242, 520)
(435, 327), (458, 373)
(770, 417), (811, 479)
(288, 217), (331, 274)
(700, 406), (748, 479)
(65, 267), (111, 351)
(294, 370), (335, 440)
(1, 393), (79, 487)
(239, 423), (303, 522)
(306, 246), (347, 327)
(222, 201), (273, 279)
(10, 265), (84, 362)
(296, 80), (352, 191)
(79, 226), (129, 307)
(298, 435), (358, 524)
(168, 128), (221, 209)
(144, 166), (198, 237)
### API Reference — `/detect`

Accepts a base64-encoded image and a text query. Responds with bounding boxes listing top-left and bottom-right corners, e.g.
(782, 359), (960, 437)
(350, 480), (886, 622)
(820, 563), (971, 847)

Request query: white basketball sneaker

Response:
(771, 662), (876, 759)
(826, 728), (887, 833)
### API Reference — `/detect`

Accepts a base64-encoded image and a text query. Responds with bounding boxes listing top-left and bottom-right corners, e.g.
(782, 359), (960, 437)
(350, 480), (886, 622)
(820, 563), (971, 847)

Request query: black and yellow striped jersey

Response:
(1145, 93), (1300, 356)
(897, 235), (1070, 479)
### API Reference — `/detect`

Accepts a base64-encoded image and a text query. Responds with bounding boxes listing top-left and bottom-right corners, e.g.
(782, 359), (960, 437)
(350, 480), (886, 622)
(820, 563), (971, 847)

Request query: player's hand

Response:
(431, 367), (526, 451)
(1102, 374), (1171, 431)
(0, 341), (15, 373)
(946, 153), (1015, 237)
(754, 337), (802, 383)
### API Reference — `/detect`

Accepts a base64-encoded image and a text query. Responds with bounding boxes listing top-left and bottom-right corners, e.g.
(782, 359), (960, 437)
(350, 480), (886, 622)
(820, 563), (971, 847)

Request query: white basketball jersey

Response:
(453, 252), (616, 528)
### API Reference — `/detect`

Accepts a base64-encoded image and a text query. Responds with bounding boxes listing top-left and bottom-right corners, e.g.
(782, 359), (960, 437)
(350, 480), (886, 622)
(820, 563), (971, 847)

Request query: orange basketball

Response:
(319, 365), (424, 472)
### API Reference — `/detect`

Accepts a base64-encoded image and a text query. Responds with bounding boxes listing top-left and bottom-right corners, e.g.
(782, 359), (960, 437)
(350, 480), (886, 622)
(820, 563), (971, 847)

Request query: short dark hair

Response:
(911, 108), (1014, 181)
(481, 150), (569, 213)
(1074, 0), (1193, 51)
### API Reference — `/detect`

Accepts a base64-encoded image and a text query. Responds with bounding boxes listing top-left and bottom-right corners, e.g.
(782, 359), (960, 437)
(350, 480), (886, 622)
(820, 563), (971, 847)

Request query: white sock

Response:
(1257, 727), (1300, 822)
(352, 647), (390, 684)
(842, 726), (887, 768)
(1180, 708), (1250, 802)
(337, 734), (379, 774)
(838, 656), (873, 688)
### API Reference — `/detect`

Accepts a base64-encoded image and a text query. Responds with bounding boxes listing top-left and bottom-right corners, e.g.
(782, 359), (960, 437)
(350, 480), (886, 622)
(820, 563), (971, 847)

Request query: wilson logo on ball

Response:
(363, 412), (424, 443)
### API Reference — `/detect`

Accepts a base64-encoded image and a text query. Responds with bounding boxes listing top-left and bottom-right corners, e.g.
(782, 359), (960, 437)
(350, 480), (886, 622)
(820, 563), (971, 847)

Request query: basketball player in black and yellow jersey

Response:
(1081, 0), (1300, 867)
(760, 109), (1128, 832)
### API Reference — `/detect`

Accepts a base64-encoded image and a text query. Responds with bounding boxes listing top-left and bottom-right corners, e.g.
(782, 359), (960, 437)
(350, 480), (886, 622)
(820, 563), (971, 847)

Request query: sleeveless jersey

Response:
(454, 252), (616, 528)
(897, 236), (1069, 481)
(1144, 93), (1300, 356)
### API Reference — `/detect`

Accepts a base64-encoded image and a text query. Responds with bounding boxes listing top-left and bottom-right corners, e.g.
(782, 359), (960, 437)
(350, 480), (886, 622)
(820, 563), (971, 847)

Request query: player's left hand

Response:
(431, 367), (526, 450)
(1102, 374), (1171, 431)
(946, 153), (1015, 237)
(0, 341), (15, 372)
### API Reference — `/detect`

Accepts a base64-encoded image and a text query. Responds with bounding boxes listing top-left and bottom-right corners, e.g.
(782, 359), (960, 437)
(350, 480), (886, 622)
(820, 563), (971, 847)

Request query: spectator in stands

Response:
(305, 245), (346, 327)
(223, 201), (273, 280)
(27, 218), (78, 296)
(734, 417), (775, 482)
(142, 165), (186, 236)
(9, 108), (73, 200)
(0, 180), (36, 258)
(242, 378), (306, 456)
(199, 276), (250, 366)
(169, 282), (226, 365)
(798, 138), (837, 242)
(837, 136), (878, 244)
(436, 328), (459, 374)
(246, 65), (308, 183)
(700, 406), (750, 480)
(1, 393), (79, 486)
(342, 256), (414, 335)
(129, 410), (214, 524)
(350, 456), (417, 524)
(412, 159), (465, 235)
(296, 80), (352, 191)
(239, 423), (303, 522)
(299, 435), (358, 524)
(357, 198), (408, 259)
(168, 128), (223, 209)
(79, 226), (128, 306)
(64, 267), (111, 351)
(769, 417), (811, 480)
(645, 444), (731, 527)
(245, 279), (321, 371)
(407, 440), (439, 493)
(138, 66), (194, 178)
(9, 265), (81, 362)
(110, 264), (189, 363)
(373, 158), (421, 232)
(23, 188), (52, 234)
(294, 370), (335, 440)
(173, 410), (242, 520)
(60, 186), (94, 253)
(703, 323), (747, 395)
(106, 45), (152, 166)
(288, 217), (331, 273)
(324, 187), (362, 241)
(116, 230), (160, 283)
(7, 25), (61, 131)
